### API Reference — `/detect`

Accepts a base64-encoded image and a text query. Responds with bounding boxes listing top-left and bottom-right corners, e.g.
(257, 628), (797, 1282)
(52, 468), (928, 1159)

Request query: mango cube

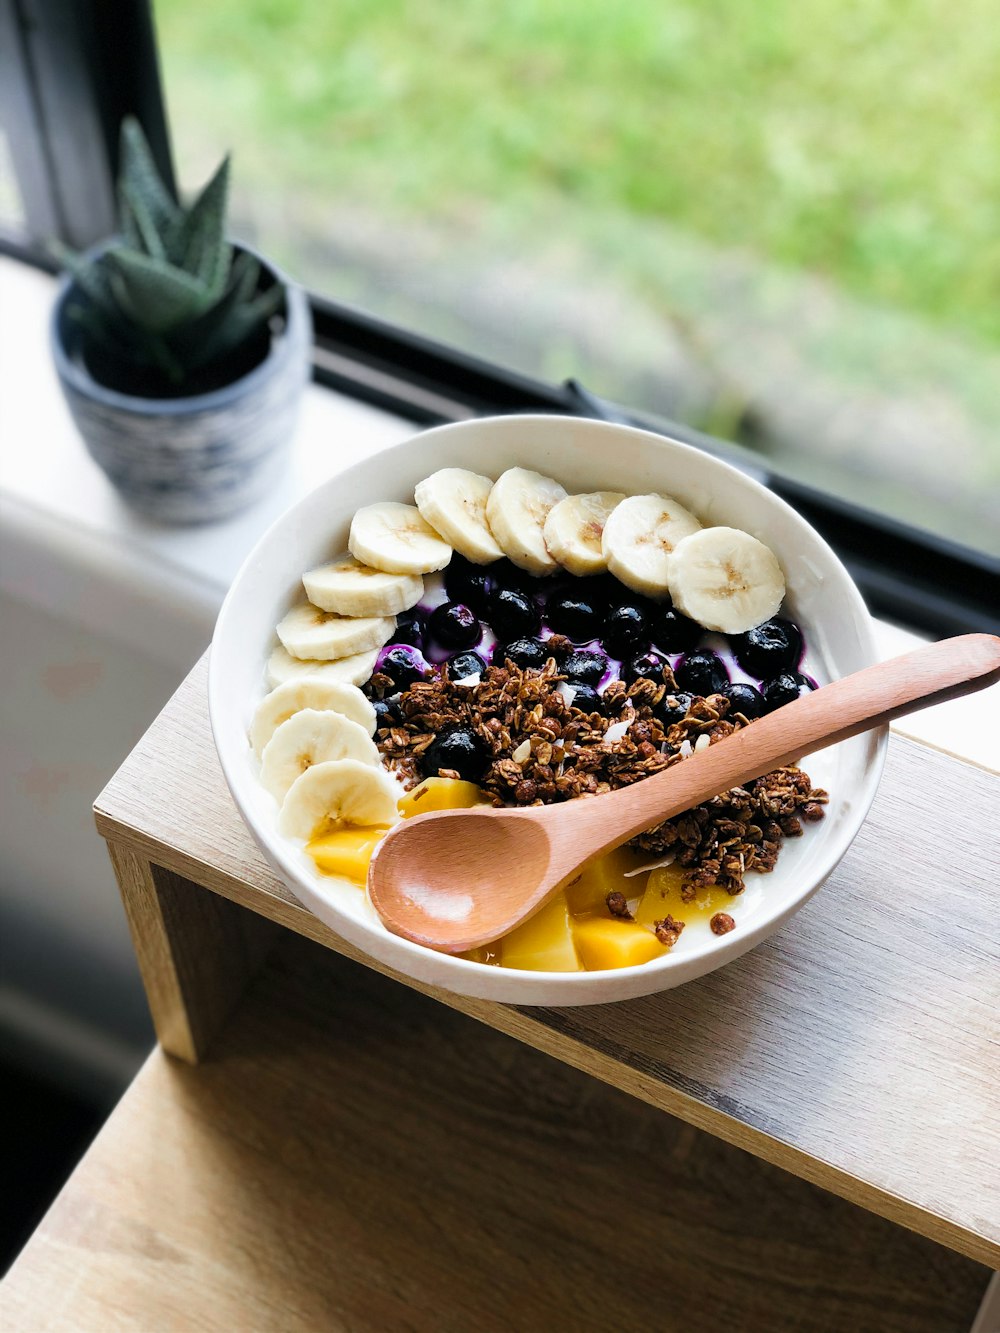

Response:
(500, 892), (581, 972)
(564, 844), (651, 915)
(398, 777), (490, 818)
(636, 863), (730, 929)
(307, 825), (387, 882)
(572, 917), (668, 971)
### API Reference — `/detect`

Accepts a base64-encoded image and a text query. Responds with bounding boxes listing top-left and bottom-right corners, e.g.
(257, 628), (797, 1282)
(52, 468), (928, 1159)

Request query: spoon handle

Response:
(559, 633), (1000, 859)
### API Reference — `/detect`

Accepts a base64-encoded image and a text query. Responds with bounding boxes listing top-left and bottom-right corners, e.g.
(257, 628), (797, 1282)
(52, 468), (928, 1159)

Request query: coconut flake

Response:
(555, 682), (577, 706)
(679, 738), (693, 758)
(623, 852), (676, 877)
(604, 719), (631, 744)
(452, 673), (481, 688)
(511, 739), (532, 764)
(695, 733), (711, 752)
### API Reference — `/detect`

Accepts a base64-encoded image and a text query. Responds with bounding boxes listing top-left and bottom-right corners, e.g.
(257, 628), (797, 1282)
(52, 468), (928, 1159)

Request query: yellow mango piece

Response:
(499, 892), (581, 972)
(398, 776), (490, 818)
(564, 844), (651, 915)
(572, 916), (668, 971)
(307, 824), (387, 882)
(636, 863), (729, 928)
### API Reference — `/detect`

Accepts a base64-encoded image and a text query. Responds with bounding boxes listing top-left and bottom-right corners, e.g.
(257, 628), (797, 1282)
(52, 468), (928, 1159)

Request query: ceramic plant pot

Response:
(51, 245), (310, 524)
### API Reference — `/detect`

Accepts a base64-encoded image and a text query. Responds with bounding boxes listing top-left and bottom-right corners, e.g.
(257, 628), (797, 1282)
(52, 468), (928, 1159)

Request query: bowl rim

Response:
(209, 414), (887, 999)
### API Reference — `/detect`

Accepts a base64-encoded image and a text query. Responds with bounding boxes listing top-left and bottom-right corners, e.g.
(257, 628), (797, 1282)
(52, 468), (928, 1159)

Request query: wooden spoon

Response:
(367, 633), (1000, 954)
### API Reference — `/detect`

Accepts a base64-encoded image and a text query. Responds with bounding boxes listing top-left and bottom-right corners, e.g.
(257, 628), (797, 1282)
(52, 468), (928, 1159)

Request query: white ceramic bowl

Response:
(210, 415), (886, 1005)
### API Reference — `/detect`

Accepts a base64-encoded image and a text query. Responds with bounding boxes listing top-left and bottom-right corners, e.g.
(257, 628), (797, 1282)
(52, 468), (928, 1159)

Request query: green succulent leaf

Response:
(168, 256), (284, 372)
(104, 247), (213, 333)
(56, 246), (119, 320)
(176, 155), (231, 298)
(118, 180), (167, 261)
(118, 117), (180, 238)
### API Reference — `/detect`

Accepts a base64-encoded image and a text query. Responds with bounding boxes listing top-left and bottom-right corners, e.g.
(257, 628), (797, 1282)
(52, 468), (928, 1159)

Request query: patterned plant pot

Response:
(51, 245), (311, 524)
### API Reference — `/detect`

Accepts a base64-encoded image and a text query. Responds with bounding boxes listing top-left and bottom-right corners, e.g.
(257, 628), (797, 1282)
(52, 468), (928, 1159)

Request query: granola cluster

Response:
(369, 655), (827, 897)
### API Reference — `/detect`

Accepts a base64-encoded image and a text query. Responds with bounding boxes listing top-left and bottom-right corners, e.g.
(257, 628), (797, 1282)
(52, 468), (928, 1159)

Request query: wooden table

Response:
(2, 654), (998, 1331)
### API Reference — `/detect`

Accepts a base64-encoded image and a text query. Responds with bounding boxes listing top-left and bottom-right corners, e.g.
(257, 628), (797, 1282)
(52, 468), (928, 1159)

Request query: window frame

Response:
(2, 0), (997, 638)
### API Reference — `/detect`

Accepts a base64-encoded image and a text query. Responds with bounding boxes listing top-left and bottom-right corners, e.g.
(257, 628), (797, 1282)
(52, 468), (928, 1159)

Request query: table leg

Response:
(106, 840), (271, 1062)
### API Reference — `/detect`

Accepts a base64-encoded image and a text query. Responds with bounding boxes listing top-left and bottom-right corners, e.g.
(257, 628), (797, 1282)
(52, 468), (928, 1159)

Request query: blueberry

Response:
(566, 682), (605, 714)
(447, 650), (487, 681)
(389, 609), (426, 649)
(379, 646), (428, 690)
(429, 601), (481, 649)
(725, 682), (766, 720)
(657, 690), (694, 727)
(444, 556), (492, 616)
(421, 726), (489, 783)
(675, 649), (729, 696)
(545, 593), (600, 642)
(499, 638), (549, 670)
(373, 697), (402, 728)
(602, 605), (649, 659)
(733, 618), (803, 678)
(762, 671), (816, 713)
(621, 651), (669, 686)
(650, 605), (702, 655)
(562, 649), (608, 686)
(489, 587), (540, 640)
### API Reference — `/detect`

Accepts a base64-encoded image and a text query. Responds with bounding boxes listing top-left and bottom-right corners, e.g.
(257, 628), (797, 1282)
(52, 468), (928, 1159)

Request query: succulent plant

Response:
(61, 117), (285, 393)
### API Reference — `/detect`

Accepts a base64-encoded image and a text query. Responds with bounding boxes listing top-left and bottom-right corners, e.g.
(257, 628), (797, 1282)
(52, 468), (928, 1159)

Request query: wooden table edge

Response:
(93, 802), (1000, 1271)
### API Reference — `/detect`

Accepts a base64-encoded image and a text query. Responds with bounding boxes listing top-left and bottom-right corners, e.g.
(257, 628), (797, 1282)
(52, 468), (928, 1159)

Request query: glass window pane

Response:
(155, 1), (1000, 555)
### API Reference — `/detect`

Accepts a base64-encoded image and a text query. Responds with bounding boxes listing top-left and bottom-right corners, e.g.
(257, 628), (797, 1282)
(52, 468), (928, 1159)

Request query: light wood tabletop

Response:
(76, 653), (1000, 1271)
(0, 933), (990, 1333)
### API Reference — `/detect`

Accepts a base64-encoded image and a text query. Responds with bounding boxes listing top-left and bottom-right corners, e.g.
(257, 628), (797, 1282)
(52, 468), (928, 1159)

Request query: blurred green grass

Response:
(157, 0), (1000, 343)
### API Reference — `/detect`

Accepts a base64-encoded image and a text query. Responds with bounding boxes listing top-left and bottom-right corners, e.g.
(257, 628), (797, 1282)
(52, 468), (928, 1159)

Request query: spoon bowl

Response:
(369, 809), (552, 952)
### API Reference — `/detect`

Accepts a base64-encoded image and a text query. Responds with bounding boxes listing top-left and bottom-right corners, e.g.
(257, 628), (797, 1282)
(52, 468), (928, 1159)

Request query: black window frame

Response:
(2, 0), (997, 638)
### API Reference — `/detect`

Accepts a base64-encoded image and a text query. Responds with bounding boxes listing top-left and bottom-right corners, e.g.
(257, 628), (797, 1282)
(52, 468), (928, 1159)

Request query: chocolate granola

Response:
(371, 656), (827, 901)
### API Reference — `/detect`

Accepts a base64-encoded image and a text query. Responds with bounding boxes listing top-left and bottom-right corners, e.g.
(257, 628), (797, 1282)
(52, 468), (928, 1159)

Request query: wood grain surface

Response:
(92, 656), (1000, 1268)
(0, 935), (989, 1333)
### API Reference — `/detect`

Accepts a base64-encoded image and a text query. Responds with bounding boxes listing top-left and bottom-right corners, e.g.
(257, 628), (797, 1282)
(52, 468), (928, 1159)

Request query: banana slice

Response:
(486, 468), (568, 574)
(543, 491), (627, 575)
(303, 555), (423, 618)
(250, 679), (377, 757)
(276, 602), (395, 662)
(667, 526), (785, 634)
(349, 502), (452, 575)
(260, 709), (380, 802)
(266, 645), (380, 689)
(413, 468), (504, 564)
(601, 493), (702, 599)
(279, 758), (399, 840)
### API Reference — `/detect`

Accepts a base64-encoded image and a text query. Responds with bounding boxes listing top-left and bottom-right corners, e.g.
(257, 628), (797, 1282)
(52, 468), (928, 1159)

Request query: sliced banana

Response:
(260, 709), (380, 802)
(543, 491), (627, 576)
(667, 526), (785, 634)
(266, 645), (380, 690)
(250, 679), (377, 757)
(349, 502), (452, 575)
(601, 493), (703, 599)
(413, 468), (504, 564)
(303, 554), (423, 618)
(486, 468), (567, 575)
(276, 602), (395, 662)
(279, 758), (400, 840)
